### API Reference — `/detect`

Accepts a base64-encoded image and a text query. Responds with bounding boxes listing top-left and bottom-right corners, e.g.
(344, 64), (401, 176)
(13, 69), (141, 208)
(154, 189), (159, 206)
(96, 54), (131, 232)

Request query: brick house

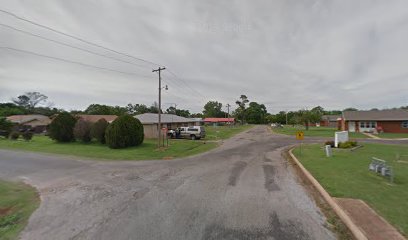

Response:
(340, 109), (408, 133)
(135, 113), (200, 138)
(6, 114), (51, 133)
(320, 115), (341, 128)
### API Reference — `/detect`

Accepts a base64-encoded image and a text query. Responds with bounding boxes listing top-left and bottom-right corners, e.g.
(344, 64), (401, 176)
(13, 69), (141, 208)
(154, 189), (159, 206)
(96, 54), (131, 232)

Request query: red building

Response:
(203, 118), (235, 124)
(340, 109), (408, 133)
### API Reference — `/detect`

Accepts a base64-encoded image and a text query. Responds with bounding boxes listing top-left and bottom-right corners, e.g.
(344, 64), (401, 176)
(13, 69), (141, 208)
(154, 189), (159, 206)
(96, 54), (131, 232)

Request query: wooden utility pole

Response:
(152, 67), (166, 147)
(226, 103), (231, 126)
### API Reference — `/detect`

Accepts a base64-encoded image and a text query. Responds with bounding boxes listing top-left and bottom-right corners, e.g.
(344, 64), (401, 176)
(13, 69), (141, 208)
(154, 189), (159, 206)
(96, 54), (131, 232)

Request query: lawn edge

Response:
(287, 147), (368, 240)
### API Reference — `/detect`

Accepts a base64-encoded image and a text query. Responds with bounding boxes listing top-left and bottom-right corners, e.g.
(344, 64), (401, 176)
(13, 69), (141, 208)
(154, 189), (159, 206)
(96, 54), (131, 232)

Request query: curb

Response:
(288, 148), (368, 240)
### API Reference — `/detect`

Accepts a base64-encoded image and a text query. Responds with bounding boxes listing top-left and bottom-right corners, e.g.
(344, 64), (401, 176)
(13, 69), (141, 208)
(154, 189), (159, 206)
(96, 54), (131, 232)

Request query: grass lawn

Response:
(273, 125), (368, 139)
(0, 136), (217, 160)
(293, 143), (408, 236)
(0, 125), (252, 160)
(0, 181), (39, 240)
(205, 124), (254, 140)
(377, 133), (408, 139)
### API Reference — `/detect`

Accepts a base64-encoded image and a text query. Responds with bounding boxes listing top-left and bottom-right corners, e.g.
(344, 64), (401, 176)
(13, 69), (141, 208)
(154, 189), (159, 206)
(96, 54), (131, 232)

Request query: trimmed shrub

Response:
(9, 131), (19, 140)
(338, 141), (358, 149)
(91, 118), (109, 144)
(48, 112), (77, 142)
(73, 119), (92, 142)
(105, 115), (144, 149)
(22, 131), (33, 141)
(0, 118), (13, 138)
(324, 141), (335, 148)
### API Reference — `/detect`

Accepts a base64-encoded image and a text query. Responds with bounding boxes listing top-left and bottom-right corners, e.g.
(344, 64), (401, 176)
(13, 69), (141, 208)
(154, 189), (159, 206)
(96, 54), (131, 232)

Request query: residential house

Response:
(340, 109), (408, 133)
(320, 115), (341, 128)
(6, 114), (51, 133)
(135, 113), (200, 138)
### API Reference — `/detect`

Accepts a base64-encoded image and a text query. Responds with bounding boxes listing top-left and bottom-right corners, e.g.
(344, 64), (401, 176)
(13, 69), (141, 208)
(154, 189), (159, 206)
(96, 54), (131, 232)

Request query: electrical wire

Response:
(0, 22), (148, 69)
(0, 46), (154, 78)
(0, 8), (162, 67)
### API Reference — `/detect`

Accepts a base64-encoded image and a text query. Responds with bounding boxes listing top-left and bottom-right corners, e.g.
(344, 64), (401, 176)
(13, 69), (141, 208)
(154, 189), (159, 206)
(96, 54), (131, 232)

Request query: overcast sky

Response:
(1, 0), (408, 113)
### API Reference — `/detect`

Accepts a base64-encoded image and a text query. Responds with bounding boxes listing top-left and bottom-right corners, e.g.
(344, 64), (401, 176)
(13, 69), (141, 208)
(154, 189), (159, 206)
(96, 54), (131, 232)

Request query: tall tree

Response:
(246, 102), (267, 124)
(12, 92), (48, 111)
(203, 101), (225, 118)
(235, 95), (249, 124)
(84, 104), (127, 115)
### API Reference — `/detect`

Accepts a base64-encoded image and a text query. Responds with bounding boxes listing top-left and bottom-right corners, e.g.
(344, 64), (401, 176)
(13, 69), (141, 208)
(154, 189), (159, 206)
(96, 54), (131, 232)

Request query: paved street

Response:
(0, 126), (336, 240)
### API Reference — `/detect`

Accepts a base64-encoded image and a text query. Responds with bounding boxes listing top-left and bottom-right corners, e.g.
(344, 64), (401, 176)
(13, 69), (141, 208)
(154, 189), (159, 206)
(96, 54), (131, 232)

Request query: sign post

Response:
(296, 131), (304, 155)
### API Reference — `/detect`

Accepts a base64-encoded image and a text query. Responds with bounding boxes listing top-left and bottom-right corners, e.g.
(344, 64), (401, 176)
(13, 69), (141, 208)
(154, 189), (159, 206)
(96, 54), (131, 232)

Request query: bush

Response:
(324, 141), (335, 148)
(22, 131), (33, 141)
(105, 115), (144, 149)
(9, 131), (19, 140)
(91, 118), (109, 144)
(0, 118), (13, 138)
(338, 141), (358, 149)
(48, 112), (77, 142)
(73, 119), (92, 142)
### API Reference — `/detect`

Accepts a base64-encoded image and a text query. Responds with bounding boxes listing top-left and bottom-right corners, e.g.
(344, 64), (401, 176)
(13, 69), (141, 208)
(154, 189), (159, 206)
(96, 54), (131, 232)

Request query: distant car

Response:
(168, 126), (206, 140)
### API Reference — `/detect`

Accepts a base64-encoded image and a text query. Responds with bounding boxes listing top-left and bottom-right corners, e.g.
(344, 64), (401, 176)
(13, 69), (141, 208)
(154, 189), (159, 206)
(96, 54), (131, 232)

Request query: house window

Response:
(360, 121), (376, 128)
(402, 121), (408, 128)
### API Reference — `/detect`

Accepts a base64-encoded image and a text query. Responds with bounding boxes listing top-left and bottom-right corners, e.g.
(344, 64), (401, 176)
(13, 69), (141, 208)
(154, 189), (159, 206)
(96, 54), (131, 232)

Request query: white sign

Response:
(335, 131), (349, 148)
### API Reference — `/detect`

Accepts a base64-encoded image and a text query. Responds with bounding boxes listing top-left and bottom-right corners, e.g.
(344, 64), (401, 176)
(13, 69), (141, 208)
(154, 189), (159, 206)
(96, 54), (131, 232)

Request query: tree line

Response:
(1, 92), (408, 127)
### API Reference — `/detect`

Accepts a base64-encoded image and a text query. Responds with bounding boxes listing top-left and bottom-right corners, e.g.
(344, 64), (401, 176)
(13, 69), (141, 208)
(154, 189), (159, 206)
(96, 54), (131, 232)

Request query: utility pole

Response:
(286, 111), (288, 125)
(226, 103), (231, 126)
(152, 67), (166, 147)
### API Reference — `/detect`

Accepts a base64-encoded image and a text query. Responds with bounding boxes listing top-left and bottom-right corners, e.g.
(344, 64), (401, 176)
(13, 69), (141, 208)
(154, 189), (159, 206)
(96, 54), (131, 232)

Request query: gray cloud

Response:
(1, 0), (408, 113)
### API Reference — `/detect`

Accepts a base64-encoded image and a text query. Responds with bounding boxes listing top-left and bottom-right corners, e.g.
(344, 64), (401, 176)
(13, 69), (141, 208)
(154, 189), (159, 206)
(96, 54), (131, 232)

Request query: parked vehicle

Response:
(168, 126), (206, 140)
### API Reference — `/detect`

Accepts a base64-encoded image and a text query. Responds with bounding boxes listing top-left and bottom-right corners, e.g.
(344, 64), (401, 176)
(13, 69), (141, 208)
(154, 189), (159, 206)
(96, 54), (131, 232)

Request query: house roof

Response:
(204, 118), (235, 123)
(6, 114), (51, 125)
(135, 113), (198, 124)
(76, 115), (118, 123)
(321, 115), (341, 121)
(343, 109), (408, 121)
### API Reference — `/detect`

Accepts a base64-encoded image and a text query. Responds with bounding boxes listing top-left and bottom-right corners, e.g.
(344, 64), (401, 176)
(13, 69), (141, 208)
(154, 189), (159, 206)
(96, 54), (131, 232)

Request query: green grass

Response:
(204, 124), (254, 140)
(0, 126), (252, 160)
(0, 181), (39, 240)
(377, 133), (408, 139)
(273, 125), (368, 139)
(293, 143), (408, 236)
(0, 136), (217, 160)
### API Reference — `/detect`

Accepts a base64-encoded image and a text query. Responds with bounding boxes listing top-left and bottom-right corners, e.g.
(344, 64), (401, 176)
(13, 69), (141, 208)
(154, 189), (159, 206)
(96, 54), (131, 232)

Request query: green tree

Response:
(126, 103), (149, 115)
(203, 101), (225, 118)
(295, 109), (322, 130)
(166, 106), (191, 118)
(84, 104), (127, 115)
(73, 119), (92, 142)
(246, 102), (267, 124)
(48, 112), (77, 142)
(235, 95), (249, 124)
(12, 92), (48, 112)
(105, 115), (144, 149)
(0, 103), (27, 116)
(343, 107), (358, 111)
(0, 118), (14, 137)
(91, 118), (109, 144)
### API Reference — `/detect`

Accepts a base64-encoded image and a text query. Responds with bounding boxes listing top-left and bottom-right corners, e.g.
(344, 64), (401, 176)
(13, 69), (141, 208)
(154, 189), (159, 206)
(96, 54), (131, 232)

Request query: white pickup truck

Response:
(168, 126), (206, 140)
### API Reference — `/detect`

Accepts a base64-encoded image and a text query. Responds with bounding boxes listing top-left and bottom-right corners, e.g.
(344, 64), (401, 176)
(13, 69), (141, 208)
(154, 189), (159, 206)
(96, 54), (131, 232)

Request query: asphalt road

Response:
(0, 126), (338, 240)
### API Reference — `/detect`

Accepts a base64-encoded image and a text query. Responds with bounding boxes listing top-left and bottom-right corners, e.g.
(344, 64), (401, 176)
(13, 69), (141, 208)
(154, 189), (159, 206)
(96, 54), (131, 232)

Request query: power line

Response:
(0, 46), (155, 78)
(0, 8), (208, 102)
(0, 8), (162, 67)
(0, 22), (148, 69)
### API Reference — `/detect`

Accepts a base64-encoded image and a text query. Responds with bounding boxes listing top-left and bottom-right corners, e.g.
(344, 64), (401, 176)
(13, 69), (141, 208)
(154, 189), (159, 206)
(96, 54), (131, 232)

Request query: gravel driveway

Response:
(0, 126), (335, 240)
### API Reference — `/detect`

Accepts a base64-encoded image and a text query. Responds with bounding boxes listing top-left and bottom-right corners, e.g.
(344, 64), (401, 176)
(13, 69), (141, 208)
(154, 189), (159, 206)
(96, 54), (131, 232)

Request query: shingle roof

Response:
(135, 113), (198, 124)
(6, 115), (51, 125)
(76, 115), (117, 123)
(343, 109), (408, 121)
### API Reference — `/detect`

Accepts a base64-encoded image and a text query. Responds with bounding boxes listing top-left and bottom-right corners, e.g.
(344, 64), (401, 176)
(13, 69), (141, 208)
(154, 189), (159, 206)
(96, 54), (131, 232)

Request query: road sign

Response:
(296, 131), (304, 140)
